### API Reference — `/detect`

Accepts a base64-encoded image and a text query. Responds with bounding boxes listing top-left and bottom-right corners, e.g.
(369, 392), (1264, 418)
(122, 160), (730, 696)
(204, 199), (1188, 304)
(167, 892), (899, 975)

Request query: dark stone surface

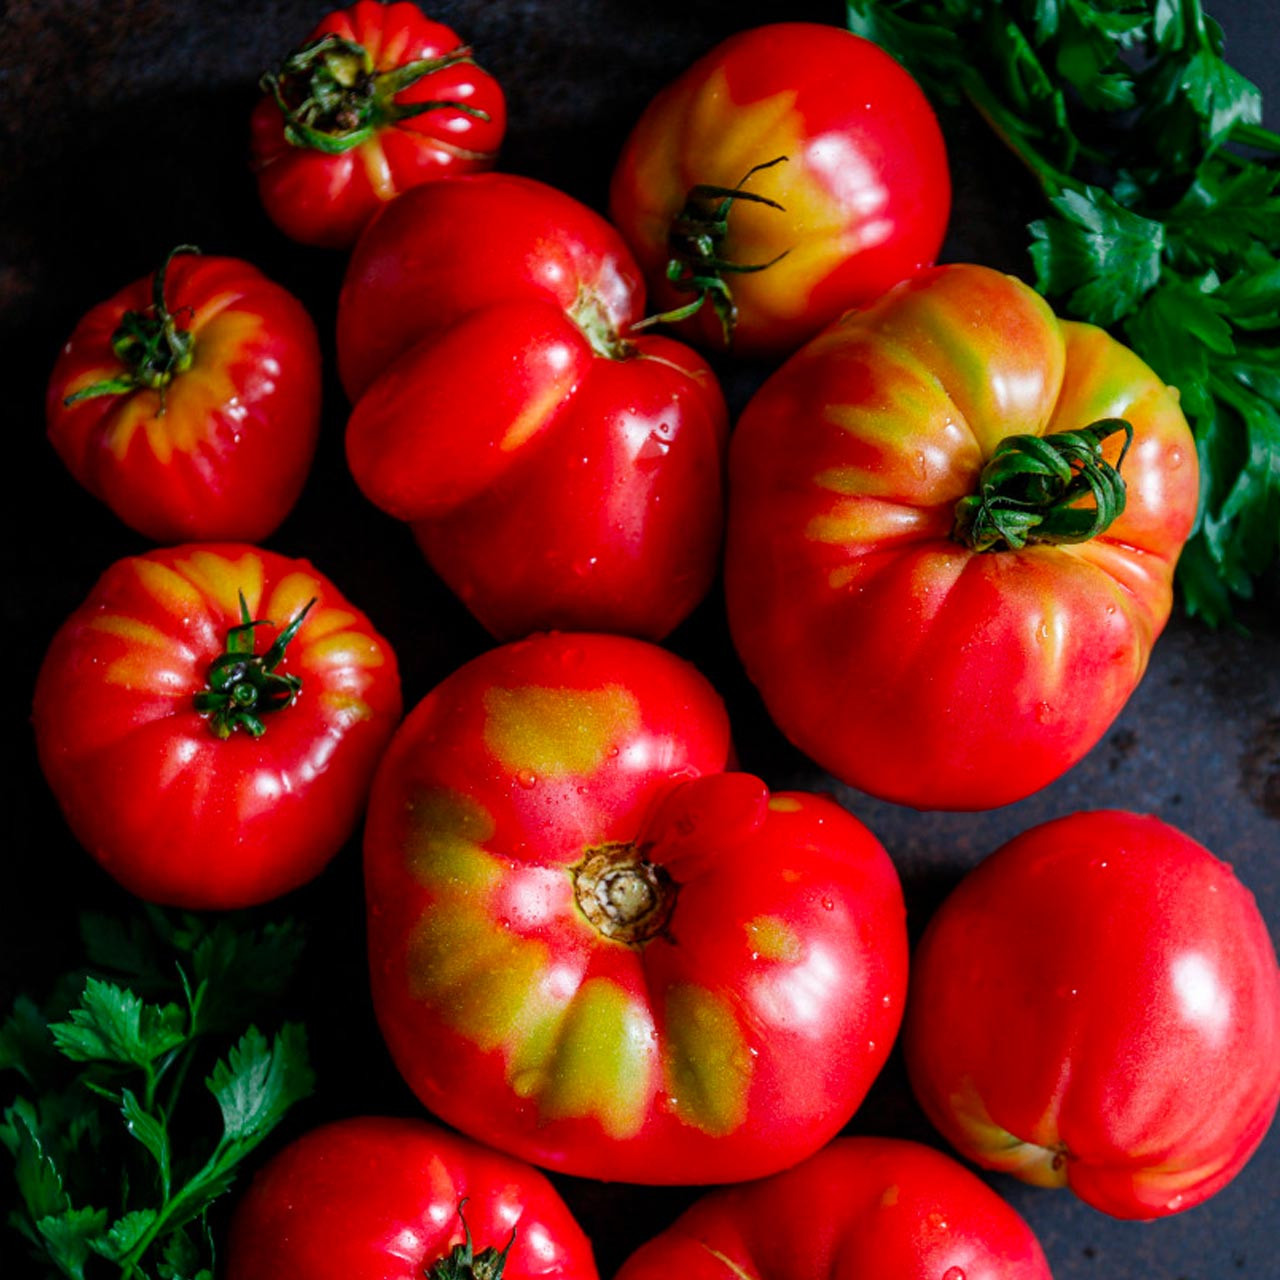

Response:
(2, 2), (1277, 1278)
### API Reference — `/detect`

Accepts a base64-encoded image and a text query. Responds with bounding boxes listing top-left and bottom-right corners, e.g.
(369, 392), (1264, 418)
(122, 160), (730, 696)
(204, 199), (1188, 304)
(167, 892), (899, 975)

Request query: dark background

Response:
(2, 1), (1277, 1277)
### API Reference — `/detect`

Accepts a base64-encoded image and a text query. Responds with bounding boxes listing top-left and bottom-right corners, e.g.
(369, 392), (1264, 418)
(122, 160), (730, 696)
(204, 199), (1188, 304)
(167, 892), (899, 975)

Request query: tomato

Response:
(225, 1116), (597, 1280)
(608, 23), (949, 357)
(363, 632), (907, 1184)
(615, 1136), (1051, 1280)
(251, 1), (505, 248)
(32, 544), (402, 909)
(338, 174), (728, 641)
(905, 810), (1280, 1219)
(45, 249), (322, 544)
(726, 264), (1199, 810)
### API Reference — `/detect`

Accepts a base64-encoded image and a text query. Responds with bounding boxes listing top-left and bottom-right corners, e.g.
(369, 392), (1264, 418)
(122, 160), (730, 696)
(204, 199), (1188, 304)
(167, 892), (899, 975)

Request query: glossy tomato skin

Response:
(225, 1116), (597, 1280)
(252, 1), (506, 249)
(364, 632), (907, 1184)
(609, 23), (949, 357)
(726, 264), (1199, 810)
(46, 255), (321, 543)
(33, 544), (402, 909)
(615, 1137), (1051, 1280)
(905, 810), (1280, 1219)
(339, 174), (728, 641)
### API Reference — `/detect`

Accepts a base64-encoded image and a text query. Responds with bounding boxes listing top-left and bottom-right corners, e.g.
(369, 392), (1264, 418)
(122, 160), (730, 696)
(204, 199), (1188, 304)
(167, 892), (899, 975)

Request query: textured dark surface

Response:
(2, 2), (1278, 1278)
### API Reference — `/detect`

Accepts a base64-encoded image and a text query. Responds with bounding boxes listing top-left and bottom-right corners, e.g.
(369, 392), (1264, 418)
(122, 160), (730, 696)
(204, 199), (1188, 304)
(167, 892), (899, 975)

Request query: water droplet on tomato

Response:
(881, 993), (892, 1007)
(1166, 1193), (1185, 1211)
(1169, 447), (1183, 468)
(637, 432), (672, 464)
(943, 1268), (965, 1280)
(607, 745), (619, 758)
(1036, 701), (1053, 723)
(516, 769), (538, 790)
(821, 897), (834, 911)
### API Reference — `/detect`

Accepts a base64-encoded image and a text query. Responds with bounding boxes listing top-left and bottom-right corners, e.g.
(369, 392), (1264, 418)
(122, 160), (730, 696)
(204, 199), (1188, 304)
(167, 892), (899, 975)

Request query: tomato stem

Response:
(425, 1200), (517, 1280)
(63, 245), (201, 415)
(261, 34), (490, 155)
(952, 418), (1134, 552)
(632, 156), (791, 347)
(193, 592), (316, 739)
(572, 843), (676, 946)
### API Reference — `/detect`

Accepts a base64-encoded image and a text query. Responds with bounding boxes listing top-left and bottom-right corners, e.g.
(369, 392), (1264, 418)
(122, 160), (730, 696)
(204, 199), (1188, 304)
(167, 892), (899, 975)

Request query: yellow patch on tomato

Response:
(513, 978), (653, 1140)
(746, 916), (802, 963)
(766, 796), (801, 813)
(482, 685), (640, 777)
(174, 548), (265, 620)
(805, 498), (933, 547)
(662, 984), (752, 1136)
(131, 557), (208, 615)
(264, 572), (324, 626)
(402, 788), (499, 891)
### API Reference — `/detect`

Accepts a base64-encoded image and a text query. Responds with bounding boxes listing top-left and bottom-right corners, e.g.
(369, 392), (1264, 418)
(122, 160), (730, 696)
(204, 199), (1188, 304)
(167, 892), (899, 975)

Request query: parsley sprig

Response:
(848, 0), (1280, 623)
(1, 910), (312, 1280)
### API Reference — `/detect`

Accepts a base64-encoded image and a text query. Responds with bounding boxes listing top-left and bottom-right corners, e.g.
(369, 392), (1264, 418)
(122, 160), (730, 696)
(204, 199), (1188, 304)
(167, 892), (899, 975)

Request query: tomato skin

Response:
(615, 1137), (1051, 1280)
(609, 23), (949, 357)
(339, 174), (729, 641)
(46, 254), (321, 543)
(905, 810), (1280, 1219)
(225, 1116), (597, 1280)
(364, 632), (907, 1184)
(726, 264), (1199, 810)
(32, 544), (402, 909)
(251, 1), (506, 249)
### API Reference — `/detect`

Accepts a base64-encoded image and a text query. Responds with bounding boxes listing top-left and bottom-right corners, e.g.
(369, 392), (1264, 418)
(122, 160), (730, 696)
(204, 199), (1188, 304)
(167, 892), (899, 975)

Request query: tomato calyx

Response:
(426, 1200), (516, 1280)
(569, 287), (635, 361)
(633, 156), (791, 347)
(63, 245), (200, 416)
(261, 34), (490, 155)
(193, 592), (316, 739)
(572, 842), (677, 946)
(952, 417), (1134, 552)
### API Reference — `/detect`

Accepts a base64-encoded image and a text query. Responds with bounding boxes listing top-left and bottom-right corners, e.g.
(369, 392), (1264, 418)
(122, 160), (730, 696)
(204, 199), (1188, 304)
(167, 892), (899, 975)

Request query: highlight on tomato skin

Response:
(726, 262), (1200, 811)
(362, 631), (909, 1184)
(45, 250), (322, 544)
(609, 22), (950, 358)
(904, 810), (1280, 1220)
(614, 1137), (1052, 1280)
(338, 174), (729, 642)
(32, 544), (403, 910)
(251, 0), (507, 248)
(224, 1116), (598, 1280)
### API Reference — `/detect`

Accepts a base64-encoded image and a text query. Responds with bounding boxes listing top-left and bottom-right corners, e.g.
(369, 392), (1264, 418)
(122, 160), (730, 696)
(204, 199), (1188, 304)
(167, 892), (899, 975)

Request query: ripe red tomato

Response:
(338, 174), (728, 641)
(225, 1116), (597, 1280)
(363, 632), (907, 1184)
(615, 1137), (1051, 1280)
(609, 23), (949, 357)
(33, 544), (402, 909)
(726, 264), (1199, 810)
(905, 810), (1280, 1219)
(251, 1), (505, 248)
(46, 249), (322, 544)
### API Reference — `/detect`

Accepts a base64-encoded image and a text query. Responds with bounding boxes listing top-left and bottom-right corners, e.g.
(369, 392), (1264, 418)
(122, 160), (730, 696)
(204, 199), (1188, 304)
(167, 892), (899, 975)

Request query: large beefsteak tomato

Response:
(615, 1137), (1051, 1280)
(363, 632), (907, 1184)
(726, 264), (1199, 809)
(33, 544), (402, 909)
(609, 23), (949, 356)
(252, 1), (505, 248)
(905, 810), (1280, 1219)
(338, 174), (728, 641)
(226, 1116), (597, 1280)
(46, 249), (322, 544)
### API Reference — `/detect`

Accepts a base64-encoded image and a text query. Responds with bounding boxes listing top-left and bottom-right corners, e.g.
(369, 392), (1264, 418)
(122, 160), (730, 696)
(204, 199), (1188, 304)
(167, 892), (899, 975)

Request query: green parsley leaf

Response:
(88, 1209), (158, 1263)
(34, 1205), (110, 1280)
(49, 978), (187, 1069)
(206, 1023), (313, 1144)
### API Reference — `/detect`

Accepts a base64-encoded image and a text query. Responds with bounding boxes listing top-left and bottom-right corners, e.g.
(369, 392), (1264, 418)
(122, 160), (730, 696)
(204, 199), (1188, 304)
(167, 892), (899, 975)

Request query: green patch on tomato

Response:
(663, 984), (752, 1136)
(482, 684), (640, 776)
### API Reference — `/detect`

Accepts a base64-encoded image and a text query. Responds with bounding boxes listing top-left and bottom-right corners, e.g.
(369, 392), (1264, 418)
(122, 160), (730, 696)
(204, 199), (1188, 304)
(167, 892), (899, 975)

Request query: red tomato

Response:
(363, 632), (907, 1184)
(252, 1), (505, 248)
(905, 810), (1280, 1219)
(46, 249), (321, 543)
(726, 264), (1199, 810)
(225, 1116), (597, 1280)
(33, 545), (402, 909)
(609, 23), (949, 356)
(615, 1137), (1051, 1280)
(338, 174), (728, 641)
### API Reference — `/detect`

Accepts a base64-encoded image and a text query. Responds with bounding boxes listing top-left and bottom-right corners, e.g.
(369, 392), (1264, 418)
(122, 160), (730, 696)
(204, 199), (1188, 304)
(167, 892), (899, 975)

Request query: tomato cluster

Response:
(22, 4), (1279, 1280)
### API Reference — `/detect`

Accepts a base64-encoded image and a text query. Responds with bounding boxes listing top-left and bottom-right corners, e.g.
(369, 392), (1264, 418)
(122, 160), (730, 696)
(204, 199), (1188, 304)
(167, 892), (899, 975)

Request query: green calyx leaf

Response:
(262, 34), (488, 155)
(63, 245), (201, 415)
(192, 592), (315, 739)
(953, 418), (1134, 552)
(426, 1202), (517, 1280)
